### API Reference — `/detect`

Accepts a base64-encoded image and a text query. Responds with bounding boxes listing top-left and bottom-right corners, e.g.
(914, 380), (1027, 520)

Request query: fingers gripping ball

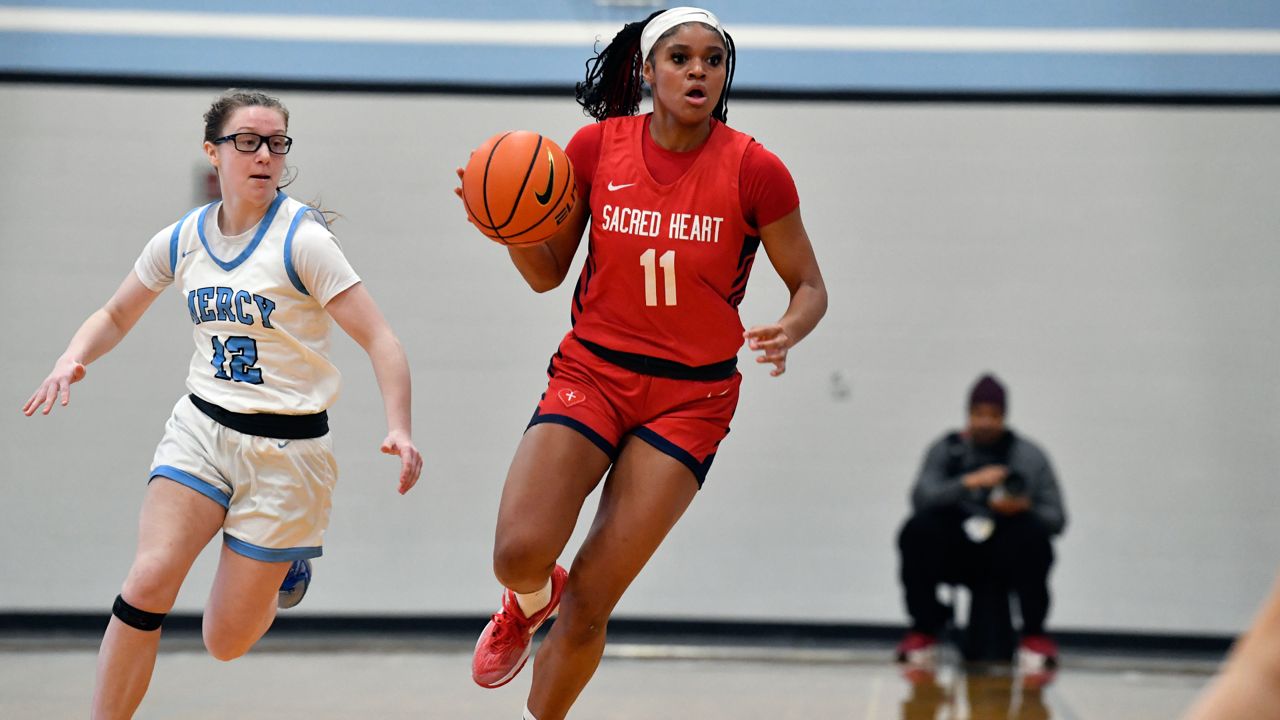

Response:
(462, 131), (577, 246)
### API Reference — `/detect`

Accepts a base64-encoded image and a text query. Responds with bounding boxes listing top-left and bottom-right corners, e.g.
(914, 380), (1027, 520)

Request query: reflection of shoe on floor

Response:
(278, 559), (312, 609)
(472, 565), (569, 689)
(900, 664), (936, 685)
(1021, 667), (1058, 690)
(1017, 634), (1059, 672)
(895, 631), (939, 666)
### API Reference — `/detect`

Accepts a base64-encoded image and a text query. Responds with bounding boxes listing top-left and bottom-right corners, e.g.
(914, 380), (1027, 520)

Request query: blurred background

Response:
(2, 2), (1279, 716)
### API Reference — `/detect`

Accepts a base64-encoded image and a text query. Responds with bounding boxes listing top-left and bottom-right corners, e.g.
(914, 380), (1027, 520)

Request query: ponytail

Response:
(575, 10), (736, 124)
(576, 11), (658, 121)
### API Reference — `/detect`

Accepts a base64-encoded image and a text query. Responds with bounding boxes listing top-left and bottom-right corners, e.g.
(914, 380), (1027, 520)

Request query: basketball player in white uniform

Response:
(23, 89), (422, 719)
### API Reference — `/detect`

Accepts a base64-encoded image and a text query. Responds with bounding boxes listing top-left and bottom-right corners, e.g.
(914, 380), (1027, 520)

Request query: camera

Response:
(999, 470), (1028, 498)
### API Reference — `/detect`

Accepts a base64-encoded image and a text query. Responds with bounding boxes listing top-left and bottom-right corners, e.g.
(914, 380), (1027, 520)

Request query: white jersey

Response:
(134, 193), (360, 415)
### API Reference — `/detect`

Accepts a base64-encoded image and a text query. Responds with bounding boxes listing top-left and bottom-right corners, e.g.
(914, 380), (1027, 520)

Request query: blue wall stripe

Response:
(5, 32), (1280, 93)
(8, 1), (1280, 29)
(4, 1), (1280, 94)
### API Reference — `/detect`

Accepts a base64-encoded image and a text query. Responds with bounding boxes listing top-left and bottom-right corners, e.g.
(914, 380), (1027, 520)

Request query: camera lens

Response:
(1002, 472), (1027, 496)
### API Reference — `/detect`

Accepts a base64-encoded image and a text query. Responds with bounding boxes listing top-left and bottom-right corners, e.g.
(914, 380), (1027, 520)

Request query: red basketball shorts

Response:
(529, 333), (741, 487)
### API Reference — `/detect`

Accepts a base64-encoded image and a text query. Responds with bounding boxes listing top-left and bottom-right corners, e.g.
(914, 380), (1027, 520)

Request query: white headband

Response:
(639, 7), (727, 63)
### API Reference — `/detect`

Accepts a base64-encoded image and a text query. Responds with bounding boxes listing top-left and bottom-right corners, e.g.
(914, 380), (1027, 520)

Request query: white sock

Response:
(523, 706), (538, 720)
(515, 578), (553, 618)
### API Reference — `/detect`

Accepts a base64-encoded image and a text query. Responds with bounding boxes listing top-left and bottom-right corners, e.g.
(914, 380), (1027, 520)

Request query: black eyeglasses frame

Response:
(212, 132), (293, 155)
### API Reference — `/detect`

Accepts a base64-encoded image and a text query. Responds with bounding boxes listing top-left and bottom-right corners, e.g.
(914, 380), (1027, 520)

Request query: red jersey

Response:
(566, 115), (793, 367)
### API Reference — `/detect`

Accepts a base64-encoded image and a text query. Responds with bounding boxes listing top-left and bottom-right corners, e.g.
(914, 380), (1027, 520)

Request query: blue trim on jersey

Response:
(527, 411), (617, 460)
(197, 191), (287, 271)
(224, 533), (323, 562)
(149, 465), (230, 509)
(168, 206), (203, 274)
(282, 205), (316, 296)
(631, 427), (713, 488)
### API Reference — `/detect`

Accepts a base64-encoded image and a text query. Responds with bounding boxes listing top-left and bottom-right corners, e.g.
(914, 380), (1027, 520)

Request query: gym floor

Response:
(0, 629), (1214, 719)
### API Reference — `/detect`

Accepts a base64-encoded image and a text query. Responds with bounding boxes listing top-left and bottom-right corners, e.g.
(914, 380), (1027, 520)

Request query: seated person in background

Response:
(894, 374), (1068, 670)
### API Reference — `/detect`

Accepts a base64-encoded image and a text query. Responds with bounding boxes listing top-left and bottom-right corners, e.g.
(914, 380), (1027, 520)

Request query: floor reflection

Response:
(900, 664), (1055, 720)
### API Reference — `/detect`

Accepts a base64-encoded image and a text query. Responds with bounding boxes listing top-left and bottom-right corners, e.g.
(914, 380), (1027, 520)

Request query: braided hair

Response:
(575, 11), (736, 123)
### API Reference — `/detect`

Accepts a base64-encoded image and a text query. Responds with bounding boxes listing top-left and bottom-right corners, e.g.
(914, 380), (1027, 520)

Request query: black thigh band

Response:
(189, 394), (329, 439)
(113, 594), (166, 631)
(577, 339), (737, 381)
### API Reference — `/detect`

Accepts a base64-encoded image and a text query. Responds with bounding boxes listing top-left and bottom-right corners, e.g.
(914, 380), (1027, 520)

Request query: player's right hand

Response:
(22, 357), (86, 416)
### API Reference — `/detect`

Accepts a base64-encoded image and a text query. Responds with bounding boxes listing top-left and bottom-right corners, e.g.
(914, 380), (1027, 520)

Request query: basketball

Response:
(462, 131), (577, 246)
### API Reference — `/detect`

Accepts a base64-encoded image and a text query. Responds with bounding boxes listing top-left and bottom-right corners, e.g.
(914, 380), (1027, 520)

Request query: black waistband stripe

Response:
(188, 394), (329, 439)
(577, 339), (737, 381)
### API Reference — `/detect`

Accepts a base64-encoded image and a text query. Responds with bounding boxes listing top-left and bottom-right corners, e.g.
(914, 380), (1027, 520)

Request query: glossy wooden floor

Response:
(0, 635), (1214, 719)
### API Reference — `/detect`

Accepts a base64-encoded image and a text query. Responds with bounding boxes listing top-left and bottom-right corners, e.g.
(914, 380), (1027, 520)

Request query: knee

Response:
(994, 523), (1054, 574)
(898, 512), (940, 554)
(553, 591), (611, 648)
(120, 556), (185, 612)
(1010, 516), (1054, 562)
(492, 537), (557, 589)
(202, 626), (253, 662)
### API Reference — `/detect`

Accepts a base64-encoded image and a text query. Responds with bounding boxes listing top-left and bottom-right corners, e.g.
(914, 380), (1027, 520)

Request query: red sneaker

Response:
(1017, 634), (1059, 672)
(472, 565), (569, 688)
(894, 631), (938, 665)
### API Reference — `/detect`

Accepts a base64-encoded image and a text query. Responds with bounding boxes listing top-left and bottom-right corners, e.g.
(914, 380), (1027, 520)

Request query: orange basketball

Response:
(462, 131), (577, 246)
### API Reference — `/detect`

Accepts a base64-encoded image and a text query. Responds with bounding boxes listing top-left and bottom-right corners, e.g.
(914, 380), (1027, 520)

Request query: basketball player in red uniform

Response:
(456, 8), (827, 719)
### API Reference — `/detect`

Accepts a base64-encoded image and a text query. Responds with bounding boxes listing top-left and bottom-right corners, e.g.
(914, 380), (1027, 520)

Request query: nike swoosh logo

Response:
(534, 149), (555, 205)
(277, 441), (291, 448)
(182, 249), (195, 257)
(607, 181), (636, 191)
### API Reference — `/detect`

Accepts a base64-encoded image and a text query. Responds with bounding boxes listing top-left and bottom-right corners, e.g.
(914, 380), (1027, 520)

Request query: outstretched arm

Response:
(23, 271), (160, 416)
(325, 282), (423, 495)
(746, 207), (828, 376)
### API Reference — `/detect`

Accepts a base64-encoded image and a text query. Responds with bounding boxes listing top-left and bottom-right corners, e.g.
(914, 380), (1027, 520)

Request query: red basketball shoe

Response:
(894, 631), (939, 666)
(472, 564), (569, 688)
(1017, 634), (1059, 671)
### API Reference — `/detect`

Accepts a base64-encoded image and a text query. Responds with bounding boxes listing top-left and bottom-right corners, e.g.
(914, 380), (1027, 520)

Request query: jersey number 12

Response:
(210, 336), (264, 384)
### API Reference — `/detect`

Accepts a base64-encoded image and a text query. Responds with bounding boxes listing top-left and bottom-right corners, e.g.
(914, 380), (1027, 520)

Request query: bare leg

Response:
(1184, 569), (1280, 719)
(526, 439), (700, 719)
(492, 423), (612, 593)
(201, 544), (292, 661)
(92, 479), (224, 720)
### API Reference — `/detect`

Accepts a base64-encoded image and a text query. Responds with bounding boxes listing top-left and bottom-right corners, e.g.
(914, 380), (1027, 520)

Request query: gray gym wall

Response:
(2, 83), (1277, 635)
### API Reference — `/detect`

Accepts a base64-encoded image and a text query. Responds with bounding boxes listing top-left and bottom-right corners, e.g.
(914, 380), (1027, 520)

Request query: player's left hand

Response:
(381, 430), (423, 495)
(744, 324), (792, 377)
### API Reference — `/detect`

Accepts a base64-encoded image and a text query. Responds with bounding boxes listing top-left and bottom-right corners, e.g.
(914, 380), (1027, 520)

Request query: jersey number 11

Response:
(640, 248), (677, 307)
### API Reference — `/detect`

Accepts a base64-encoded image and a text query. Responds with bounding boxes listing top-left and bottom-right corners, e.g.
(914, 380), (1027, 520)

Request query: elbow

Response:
(525, 276), (563, 294)
(812, 280), (829, 316)
(814, 288), (829, 322)
(519, 266), (569, 293)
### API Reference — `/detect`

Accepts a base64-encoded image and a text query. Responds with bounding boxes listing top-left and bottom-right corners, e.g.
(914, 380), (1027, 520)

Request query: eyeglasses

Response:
(213, 132), (293, 155)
